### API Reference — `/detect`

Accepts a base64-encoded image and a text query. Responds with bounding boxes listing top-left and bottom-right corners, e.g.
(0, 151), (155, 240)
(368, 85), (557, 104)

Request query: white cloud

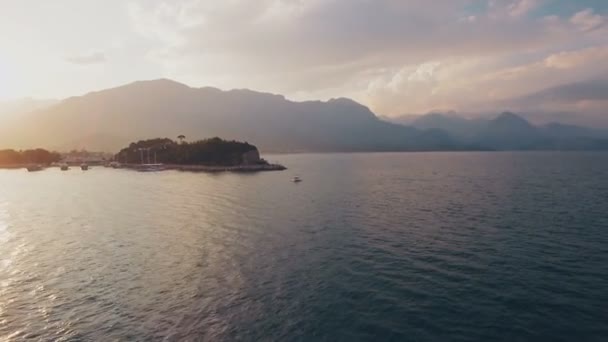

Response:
(544, 46), (608, 69)
(508, 0), (542, 17)
(570, 8), (606, 32)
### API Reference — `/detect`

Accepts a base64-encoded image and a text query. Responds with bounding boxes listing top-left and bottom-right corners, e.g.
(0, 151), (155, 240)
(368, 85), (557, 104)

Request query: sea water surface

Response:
(0, 152), (607, 341)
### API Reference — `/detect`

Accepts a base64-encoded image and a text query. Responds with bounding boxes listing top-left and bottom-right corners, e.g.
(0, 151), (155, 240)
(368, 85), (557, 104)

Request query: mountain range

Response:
(1, 79), (607, 152)
(391, 112), (608, 150)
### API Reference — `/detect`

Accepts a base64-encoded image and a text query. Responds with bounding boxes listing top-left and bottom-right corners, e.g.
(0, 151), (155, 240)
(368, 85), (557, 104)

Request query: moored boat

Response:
(27, 165), (43, 172)
(60, 163), (69, 171)
(81, 163), (89, 171)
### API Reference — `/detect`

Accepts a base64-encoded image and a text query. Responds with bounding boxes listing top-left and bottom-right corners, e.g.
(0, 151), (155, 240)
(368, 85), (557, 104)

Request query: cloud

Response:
(508, 0), (542, 17)
(499, 79), (608, 127)
(120, 0), (608, 116)
(570, 8), (606, 32)
(513, 79), (608, 105)
(131, 0), (563, 68)
(3, 0), (606, 121)
(65, 52), (106, 65)
(544, 46), (608, 69)
(129, 2), (562, 76)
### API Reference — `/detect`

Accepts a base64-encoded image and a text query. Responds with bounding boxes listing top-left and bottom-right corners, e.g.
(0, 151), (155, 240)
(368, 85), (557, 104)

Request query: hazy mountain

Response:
(475, 112), (545, 150)
(492, 79), (608, 128)
(0, 98), (58, 129)
(393, 111), (608, 150)
(0, 79), (460, 152)
(536, 123), (608, 150)
(0, 98), (57, 116)
(410, 113), (487, 138)
(1, 79), (607, 152)
(540, 122), (606, 139)
(57, 133), (130, 153)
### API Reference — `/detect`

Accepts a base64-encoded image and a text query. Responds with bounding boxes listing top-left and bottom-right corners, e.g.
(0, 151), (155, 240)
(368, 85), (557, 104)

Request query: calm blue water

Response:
(0, 152), (607, 341)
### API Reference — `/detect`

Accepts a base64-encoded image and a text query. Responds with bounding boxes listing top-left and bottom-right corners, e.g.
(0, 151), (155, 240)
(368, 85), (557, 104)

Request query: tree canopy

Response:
(0, 149), (61, 165)
(116, 137), (262, 166)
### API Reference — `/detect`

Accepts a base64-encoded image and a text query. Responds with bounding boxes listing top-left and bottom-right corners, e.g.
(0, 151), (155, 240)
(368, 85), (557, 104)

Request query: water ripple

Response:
(0, 153), (607, 341)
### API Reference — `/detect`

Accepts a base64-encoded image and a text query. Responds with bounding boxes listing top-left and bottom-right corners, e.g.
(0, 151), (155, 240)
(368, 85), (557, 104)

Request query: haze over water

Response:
(1, 152), (607, 341)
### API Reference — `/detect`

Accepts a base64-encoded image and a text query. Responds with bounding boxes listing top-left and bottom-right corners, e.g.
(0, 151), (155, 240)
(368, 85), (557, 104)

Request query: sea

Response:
(0, 152), (607, 341)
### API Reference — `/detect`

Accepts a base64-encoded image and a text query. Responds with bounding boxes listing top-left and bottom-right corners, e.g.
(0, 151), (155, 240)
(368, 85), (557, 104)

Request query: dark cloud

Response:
(511, 79), (608, 105)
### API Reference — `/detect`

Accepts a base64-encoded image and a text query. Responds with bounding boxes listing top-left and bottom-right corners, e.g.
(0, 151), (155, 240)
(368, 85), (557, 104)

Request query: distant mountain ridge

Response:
(1, 79), (607, 152)
(0, 79), (460, 152)
(398, 111), (608, 150)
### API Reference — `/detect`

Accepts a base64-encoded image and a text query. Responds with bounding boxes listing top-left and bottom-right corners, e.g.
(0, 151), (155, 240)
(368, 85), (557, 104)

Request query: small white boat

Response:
(81, 163), (89, 171)
(292, 176), (302, 183)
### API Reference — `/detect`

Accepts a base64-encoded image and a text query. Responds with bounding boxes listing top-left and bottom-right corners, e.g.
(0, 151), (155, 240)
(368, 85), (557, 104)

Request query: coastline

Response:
(121, 163), (287, 173)
(0, 164), (49, 170)
(0, 163), (287, 172)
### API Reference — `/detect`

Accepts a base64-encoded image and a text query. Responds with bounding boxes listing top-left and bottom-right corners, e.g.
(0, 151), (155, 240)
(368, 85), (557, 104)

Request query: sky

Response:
(0, 0), (607, 116)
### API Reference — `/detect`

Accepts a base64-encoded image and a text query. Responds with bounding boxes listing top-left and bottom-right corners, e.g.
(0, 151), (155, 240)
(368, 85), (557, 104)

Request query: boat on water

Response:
(81, 163), (89, 171)
(292, 176), (302, 183)
(60, 163), (69, 171)
(27, 165), (43, 172)
(109, 161), (121, 168)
